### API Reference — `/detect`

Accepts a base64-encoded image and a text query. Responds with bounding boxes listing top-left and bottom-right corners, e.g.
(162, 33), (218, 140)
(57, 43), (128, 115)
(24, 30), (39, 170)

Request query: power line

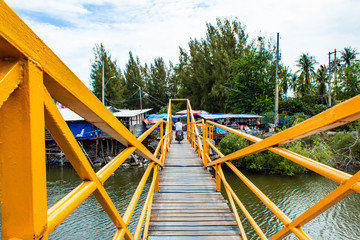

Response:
(146, 97), (163, 108)
(104, 89), (139, 104)
(142, 89), (167, 105)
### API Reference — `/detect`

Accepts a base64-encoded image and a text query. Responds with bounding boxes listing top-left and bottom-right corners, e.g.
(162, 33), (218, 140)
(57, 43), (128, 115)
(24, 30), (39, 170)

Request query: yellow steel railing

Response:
(0, 1), (173, 239)
(2, 1), (360, 239)
(184, 95), (360, 239)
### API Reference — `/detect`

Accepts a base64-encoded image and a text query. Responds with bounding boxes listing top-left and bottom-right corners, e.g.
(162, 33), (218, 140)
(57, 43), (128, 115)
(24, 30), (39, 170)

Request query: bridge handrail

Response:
(189, 96), (360, 239)
(0, 1), (170, 239)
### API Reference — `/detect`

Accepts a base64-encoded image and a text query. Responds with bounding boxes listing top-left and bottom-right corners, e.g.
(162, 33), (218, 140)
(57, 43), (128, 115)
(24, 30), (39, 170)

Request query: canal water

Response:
(4, 166), (358, 239)
(221, 168), (360, 240)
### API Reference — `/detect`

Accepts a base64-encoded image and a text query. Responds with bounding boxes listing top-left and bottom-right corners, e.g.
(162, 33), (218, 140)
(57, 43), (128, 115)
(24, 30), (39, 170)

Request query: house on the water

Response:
(46, 106), (152, 141)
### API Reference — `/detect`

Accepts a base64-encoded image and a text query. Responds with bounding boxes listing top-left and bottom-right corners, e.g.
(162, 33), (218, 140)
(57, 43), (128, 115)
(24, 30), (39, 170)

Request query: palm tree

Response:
(279, 66), (292, 98)
(296, 53), (316, 96)
(315, 65), (328, 105)
(341, 47), (358, 67)
(290, 74), (298, 94)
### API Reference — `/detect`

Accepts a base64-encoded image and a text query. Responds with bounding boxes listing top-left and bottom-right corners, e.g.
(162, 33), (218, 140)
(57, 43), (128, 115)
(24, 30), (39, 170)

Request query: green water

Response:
(45, 166), (359, 239)
(47, 166), (151, 240)
(221, 168), (360, 240)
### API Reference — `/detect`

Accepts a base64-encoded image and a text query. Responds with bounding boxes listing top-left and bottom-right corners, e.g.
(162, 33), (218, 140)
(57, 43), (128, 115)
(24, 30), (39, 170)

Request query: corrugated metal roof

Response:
(59, 107), (152, 121)
(59, 108), (84, 121)
(113, 109), (152, 118)
(200, 114), (263, 120)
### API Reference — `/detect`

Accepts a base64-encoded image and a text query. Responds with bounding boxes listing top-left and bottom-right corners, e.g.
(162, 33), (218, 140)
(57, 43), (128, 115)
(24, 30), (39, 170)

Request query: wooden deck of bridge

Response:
(148, 139), (241, 240)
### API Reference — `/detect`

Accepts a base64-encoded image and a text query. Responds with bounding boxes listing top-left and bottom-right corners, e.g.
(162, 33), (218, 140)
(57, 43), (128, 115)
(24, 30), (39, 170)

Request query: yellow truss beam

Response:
(206, 95), (360, 167)
(43, 89), (133, 239)
(0, 59), (47, 239)
(0, 0), (162, 166)
(0, 59), (22, 108)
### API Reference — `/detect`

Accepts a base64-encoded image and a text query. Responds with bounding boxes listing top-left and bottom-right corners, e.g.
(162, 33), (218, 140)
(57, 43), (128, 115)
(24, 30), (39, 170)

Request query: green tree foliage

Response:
(314, 65), (328, 105)
(336, 61), (360, 101)
(295, 53), (317, 97)
(279, 98), (315, 115)
(218, 133), (335, 175)
(90, 43), (126, 107)
(279, 66), (293, 98)
(144, 57), (171, 112)
(177, 17), (248, 112)
(340, 47), (358, 67)
(225, 38), (276, 113)
(123, 51), (144, 109)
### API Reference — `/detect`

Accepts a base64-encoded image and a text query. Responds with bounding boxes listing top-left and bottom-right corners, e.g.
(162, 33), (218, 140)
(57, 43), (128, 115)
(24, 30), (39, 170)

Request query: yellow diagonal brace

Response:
(0, 59), (22, 109)
(134, 165), (159, 239)
(0, 59), (47, 239)
(0, 0), (162, 167)
(206, 120), (359, 192)
(122, 162), (155, 224)
(93, 187), (134, 240)
(206, 95), (360, 167)
(47, 181), (97, 233)
(270, 170), (360, 240)
(96, 120), (162, 183)
(44, 89), (98, 181)
(44, 88), (133, 238)
(97, 146), (137, 183)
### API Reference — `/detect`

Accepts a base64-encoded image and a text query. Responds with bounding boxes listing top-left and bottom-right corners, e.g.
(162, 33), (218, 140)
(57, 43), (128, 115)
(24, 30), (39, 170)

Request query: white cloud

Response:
(5, 0), (360, 87)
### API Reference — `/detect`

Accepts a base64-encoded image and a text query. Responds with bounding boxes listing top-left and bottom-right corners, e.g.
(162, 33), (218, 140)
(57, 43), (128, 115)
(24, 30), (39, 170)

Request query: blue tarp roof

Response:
(67, 122), (97, 140)
(146, 114), (188, 120)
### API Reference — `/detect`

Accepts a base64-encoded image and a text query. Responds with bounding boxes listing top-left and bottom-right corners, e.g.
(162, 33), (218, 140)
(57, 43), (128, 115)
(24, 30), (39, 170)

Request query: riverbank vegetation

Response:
(89, 17), (360, 174)
(218, 120), (360, 175)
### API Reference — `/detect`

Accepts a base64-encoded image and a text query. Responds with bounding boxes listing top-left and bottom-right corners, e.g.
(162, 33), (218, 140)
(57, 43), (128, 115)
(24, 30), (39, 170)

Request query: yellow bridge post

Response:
(0, 59), (48, 239)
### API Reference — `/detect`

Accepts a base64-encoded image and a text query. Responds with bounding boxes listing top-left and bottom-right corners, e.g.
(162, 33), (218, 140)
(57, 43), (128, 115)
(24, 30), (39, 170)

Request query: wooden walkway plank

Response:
(148, 139), (241, 240)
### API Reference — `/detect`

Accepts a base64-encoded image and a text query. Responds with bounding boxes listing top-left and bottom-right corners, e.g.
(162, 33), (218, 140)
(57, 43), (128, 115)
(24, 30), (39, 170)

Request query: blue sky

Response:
(6, 0), (360, 88)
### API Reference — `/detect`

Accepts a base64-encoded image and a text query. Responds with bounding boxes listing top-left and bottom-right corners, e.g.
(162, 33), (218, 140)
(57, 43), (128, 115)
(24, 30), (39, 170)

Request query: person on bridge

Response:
(174, 118), (184, 141)
(174, 118), (183, 131)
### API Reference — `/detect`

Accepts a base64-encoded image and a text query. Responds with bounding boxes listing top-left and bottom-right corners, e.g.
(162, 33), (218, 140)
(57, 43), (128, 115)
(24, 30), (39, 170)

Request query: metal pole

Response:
(274, 32), (280, 127)
(139, 86), (142, 110)
(334, 49), (337, 103)
(328, 52), (332, 107)
(102, 60), (105, 105)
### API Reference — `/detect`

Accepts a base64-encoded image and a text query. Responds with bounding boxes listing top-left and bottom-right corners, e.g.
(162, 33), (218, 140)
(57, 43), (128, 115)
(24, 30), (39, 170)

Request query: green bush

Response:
(327, 130), (360, 168)
(218, 133), (247, 156)
(279, 98), (314, 115)
(218, 133), (335, 176)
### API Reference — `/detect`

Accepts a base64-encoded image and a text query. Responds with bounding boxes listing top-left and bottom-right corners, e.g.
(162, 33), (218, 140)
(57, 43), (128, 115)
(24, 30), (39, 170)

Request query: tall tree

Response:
(167, 61), (180, 99)
(314, 65), (328, 105)
(295, 53), (316, 96)
(225, 38), (276, 114)
(90, 43), (125, 107)
(341, 47), (358, 67)
(279, 66), (292, 98)
(123, 51), (144, 109)
(176, 17), (248, 112)
(145, 57), (170, 112)
(337, 62), (360, 100)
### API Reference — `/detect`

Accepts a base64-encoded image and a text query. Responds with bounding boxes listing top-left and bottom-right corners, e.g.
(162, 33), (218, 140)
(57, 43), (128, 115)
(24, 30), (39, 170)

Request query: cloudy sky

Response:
(6, 0), (360, 88)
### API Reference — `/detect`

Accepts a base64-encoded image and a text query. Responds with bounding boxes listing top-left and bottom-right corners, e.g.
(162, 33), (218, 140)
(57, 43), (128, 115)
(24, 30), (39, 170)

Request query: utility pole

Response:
(139, 86), (142, 110)
(328, 52), (331, 107)
(133, 82), (142, 110)
(102, 60), (105, 105)
(328, 49), (337, 107)
(274, 32), (280, 127)
(334, 49), (337, 104)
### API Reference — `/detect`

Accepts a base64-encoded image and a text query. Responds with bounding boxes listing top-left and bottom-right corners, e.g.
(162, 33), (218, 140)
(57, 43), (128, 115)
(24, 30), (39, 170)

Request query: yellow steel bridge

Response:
(1, 1), (360, 239)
